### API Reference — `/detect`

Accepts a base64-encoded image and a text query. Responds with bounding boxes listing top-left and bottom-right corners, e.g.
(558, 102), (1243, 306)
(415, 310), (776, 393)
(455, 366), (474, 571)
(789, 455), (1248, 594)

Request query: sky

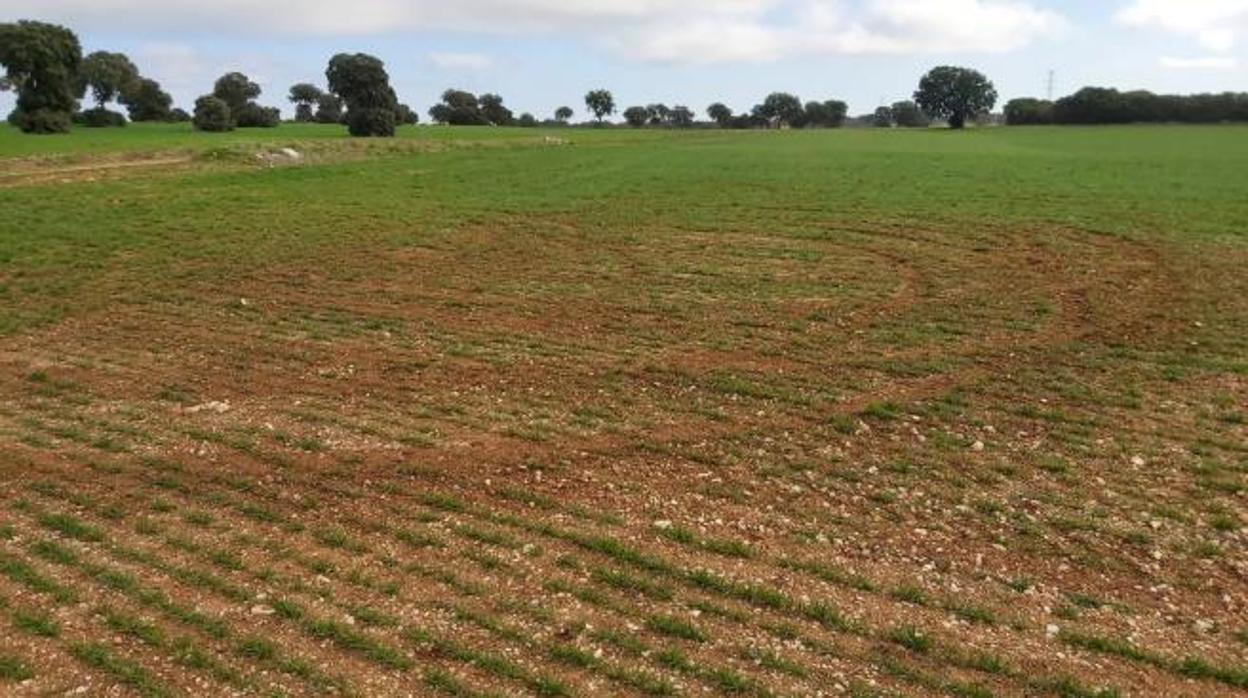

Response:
(2, 1), (1246, 120)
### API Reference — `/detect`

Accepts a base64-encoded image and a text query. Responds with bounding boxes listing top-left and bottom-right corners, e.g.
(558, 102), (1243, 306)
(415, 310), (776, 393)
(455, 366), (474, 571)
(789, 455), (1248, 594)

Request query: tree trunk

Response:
(950, 112), (966, 129)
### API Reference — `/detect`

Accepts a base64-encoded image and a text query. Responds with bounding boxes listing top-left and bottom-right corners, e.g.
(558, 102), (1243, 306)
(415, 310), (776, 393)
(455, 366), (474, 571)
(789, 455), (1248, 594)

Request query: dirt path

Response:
(0, 155), (196, 187)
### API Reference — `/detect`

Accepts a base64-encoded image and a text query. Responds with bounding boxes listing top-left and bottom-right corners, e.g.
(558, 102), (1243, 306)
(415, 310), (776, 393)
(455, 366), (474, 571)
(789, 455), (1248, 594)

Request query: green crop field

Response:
(0, 123), (1245, 697)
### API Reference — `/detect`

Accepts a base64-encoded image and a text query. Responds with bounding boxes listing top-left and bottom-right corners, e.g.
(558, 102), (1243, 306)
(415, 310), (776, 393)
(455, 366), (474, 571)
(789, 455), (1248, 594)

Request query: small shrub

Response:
(12, 109), (73, 134)
(234, 102), (280, 128)
(78, 108), (127, 128)
(193, 96), (233, 132)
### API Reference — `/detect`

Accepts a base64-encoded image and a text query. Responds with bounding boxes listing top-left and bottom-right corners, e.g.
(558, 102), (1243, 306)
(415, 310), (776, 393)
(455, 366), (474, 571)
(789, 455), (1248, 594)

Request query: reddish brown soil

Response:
(0, 212), (1244, 697)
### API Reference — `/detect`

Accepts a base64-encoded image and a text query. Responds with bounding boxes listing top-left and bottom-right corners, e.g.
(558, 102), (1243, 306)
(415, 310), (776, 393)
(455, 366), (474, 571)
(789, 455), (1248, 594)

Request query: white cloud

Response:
(629, 0), (1065, 63)
(844, 0), (1068, 53)
(0, 0), (775, 35)
(1117, 0), (1248, 52)
(625, 19), (787, 64)
(1160, 55), (1240, 69)
(1, 0), (1066, 64)
(429, 52), (493, 70)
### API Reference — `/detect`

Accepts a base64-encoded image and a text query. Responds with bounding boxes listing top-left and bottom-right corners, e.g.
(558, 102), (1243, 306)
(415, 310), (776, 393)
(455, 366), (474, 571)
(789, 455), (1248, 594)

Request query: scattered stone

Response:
(187, 401), (231, 415)
(971, 441), (985, 452)
(250, 605), (275, 616)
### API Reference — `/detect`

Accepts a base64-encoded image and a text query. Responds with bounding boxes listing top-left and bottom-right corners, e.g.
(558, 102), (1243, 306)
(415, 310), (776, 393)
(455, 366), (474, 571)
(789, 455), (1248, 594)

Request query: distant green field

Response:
(2, 123), (1246, 336)
(0, 121), (566, 158)
(0, 123), (1245, 696)
(3, 122), (1245, 235)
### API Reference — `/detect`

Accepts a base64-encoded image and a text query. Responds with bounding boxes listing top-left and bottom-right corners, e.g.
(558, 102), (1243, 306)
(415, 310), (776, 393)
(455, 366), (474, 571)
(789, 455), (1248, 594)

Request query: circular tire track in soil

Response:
(0, 218), (1239, 698)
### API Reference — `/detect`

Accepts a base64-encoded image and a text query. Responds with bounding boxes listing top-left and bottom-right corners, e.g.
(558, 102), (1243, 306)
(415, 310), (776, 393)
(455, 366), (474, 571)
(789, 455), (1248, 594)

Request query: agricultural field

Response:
(0, 123), (1245, 697)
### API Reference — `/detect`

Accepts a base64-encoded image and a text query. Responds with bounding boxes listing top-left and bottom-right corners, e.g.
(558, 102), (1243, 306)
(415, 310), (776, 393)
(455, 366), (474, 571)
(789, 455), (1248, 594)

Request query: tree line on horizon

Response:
(4, 19), (1247, 137)
(0, 21), (186, 132)
(1005, 88), (1248, 125)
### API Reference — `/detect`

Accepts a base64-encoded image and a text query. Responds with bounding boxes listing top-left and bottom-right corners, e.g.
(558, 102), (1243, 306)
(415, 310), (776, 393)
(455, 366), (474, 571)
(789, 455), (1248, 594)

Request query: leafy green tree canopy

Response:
(213, 72), (262, 113)
(235, 102), (280, 127)
(395, 103), (419, 125)
(622, 106), (649, 128)
(79, 51), (139, 108)
(646, 103), (670, 126)
(914, 66), (997, 129)
(753, 92), (804, 128)
(428, 89), (487, 125)
(1045, 88), (1248, 125)
(891, 100), (930, 128)
(670, 105), (694, 128)
(585, 89), (615, 122)
(804, 99), (848, 128)
(121, 77), (173, 122)
(326, 53), (398, 137)
(288, 83), (324, 122)
(707, 102), (733, 126)
(872, 106), (894, 127)
(288, 82), (323, 104)
(193, 95), (233, 132)
(0, 20), (84, 133)
(1004, 98), (1053, 125)
(478, 93), (514, 126)
(77, 108), (126, 127)
(315, 93), (343, 124)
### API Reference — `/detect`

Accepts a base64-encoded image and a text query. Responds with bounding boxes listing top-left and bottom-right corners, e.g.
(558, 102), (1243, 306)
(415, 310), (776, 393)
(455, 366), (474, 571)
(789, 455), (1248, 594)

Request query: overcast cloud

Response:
(3, 1), (1240, 64)
(1117, 0), (1248, 52)
(4, 0), (1068, 60)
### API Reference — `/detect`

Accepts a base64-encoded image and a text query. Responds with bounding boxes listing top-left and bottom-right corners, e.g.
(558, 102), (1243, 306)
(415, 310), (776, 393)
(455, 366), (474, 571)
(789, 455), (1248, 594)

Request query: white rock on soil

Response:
(187, 401), (231, 414)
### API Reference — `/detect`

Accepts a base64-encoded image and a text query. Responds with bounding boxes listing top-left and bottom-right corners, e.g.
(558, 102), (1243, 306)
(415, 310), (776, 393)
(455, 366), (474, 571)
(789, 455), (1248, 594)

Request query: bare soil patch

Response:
(0, 213), (1244, 697)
